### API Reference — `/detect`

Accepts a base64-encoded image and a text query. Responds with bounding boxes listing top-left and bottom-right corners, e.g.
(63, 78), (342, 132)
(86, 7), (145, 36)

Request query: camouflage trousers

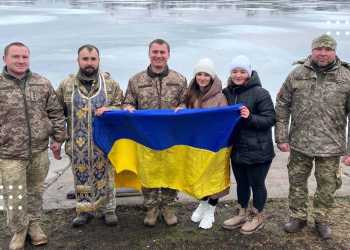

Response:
(0, 150), (49, 233)
(287, 150), (342, 223)
(142, 187), (177, 209)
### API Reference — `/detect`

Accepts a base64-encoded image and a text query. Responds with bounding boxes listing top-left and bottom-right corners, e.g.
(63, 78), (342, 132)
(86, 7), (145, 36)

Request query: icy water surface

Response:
(0, 0), (350, 98)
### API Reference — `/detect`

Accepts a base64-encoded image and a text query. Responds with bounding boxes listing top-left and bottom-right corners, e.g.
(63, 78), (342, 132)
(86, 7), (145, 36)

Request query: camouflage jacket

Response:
(56, 72), (123, 154)
(275, 57), (350, 156)
(0, 68), (66, 160)
(123, 66), (187, 109)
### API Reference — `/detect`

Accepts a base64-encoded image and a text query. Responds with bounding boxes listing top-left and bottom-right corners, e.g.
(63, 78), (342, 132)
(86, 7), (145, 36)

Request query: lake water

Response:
(0, 0), (350, 98)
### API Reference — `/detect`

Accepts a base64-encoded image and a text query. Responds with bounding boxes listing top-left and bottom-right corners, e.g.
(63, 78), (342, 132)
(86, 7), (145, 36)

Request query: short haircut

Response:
(4, 42), (30, 56)
(148, 39), (170, 53)
(78, 44), (100, 56)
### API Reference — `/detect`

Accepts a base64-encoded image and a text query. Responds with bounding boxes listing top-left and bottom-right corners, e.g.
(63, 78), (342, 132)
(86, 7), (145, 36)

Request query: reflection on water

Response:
(0, 0), (350, 97)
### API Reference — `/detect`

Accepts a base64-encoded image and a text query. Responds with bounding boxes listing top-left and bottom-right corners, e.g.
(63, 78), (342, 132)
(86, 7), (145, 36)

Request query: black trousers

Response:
(232, 160), (271, 212)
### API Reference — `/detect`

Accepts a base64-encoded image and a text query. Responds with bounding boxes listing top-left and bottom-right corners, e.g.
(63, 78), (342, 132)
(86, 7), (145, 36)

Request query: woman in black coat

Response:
(221, 55), (275, 235)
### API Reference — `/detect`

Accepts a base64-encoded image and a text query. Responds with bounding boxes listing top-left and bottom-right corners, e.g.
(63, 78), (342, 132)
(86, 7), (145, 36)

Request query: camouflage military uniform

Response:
(0, 67), (66, 233)
(124, 66), (187, 209)
(275, 57), (350, 223)
(56, 71), (123, 215)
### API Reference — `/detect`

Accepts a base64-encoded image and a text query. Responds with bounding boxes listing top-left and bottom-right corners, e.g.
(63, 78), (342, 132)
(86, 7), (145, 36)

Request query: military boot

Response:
(161, 206), (178, 226)
(284, 218), (307, 233)
(315, 222), (332, 239)
(9, 227), (28, 250)
(28, 222), (48, 246)
(222, 206), (248, 230)
(144, 207), (160, 227)
(72, 212), (94, 227)
(104, 211), (118, 226)
(240, 208), (264, 235)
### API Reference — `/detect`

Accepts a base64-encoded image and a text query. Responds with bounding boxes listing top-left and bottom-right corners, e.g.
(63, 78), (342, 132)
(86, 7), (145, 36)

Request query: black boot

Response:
(103, 211), (118, 226)
(284, 218), (307, 233)
(315, 222), (331, 239)
(72, 213), (94, 227)
(66, 190), (76, 200)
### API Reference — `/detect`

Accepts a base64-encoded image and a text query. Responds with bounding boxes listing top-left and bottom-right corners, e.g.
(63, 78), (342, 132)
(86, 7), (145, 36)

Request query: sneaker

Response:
(191, 200), (209, 223)
(199, 204), (216, 229)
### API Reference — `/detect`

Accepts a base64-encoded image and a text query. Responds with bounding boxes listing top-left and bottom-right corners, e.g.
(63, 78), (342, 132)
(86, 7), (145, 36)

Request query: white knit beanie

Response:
(229, 55), (252, 77)
(193, 58), (216, 79)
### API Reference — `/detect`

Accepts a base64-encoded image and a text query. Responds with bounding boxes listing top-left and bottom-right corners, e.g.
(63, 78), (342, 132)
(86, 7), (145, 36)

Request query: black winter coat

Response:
(223, 71), (276, 165)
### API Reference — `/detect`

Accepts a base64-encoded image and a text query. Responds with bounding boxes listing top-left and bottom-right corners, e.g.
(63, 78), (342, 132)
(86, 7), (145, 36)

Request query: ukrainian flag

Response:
(93, 105), (241, 199)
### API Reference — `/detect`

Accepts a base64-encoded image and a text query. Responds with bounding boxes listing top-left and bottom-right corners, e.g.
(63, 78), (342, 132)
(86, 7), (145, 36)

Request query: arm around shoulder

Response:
(177, 74), (188, 108)
(123, 76), (138, 109)
(107, 78), (124, 109)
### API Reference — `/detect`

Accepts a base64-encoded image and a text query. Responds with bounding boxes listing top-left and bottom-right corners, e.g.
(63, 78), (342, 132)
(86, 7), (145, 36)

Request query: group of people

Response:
(0, 33), (349, 250)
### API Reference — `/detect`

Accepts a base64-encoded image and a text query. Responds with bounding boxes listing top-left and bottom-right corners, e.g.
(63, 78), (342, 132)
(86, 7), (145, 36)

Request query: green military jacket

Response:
(124, 67), (187, 109)
(275, 57), (350, 156)
(56, 72), (123, 155)
(0, 69), (66, 160)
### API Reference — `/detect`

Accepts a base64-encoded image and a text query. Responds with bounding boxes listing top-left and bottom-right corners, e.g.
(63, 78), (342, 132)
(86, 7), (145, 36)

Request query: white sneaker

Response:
(191, 200), (209, 223)
(199, 204), (216, 229)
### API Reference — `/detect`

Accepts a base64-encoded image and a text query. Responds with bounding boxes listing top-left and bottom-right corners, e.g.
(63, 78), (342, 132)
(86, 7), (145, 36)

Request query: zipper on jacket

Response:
(18, 79), (32, 158)
(156, 78), (162, 109)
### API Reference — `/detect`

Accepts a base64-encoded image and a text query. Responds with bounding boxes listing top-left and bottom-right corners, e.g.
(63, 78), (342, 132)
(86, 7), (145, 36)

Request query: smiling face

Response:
(3, 45), (30, 79)
(311, 47), (336, 67)
(230, 68), (250, 85)
(78, 48), (100, 76)
(149, 42), (169, 72)
(195, 72), (212, 89)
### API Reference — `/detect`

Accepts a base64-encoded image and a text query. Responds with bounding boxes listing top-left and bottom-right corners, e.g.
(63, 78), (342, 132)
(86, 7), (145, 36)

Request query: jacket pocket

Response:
(32, 117), (53, 143)
(323, 81), (348, 107)
(292, 78), (315, 98)
(166, 82), (180, 87)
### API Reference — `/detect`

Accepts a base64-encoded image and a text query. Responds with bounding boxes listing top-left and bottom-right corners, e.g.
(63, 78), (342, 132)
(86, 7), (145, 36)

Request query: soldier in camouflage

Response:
(51, 45), (123, 228)
(0, 42), (66, 250)
(124, 38), (187, 226)
(275, 34), (350, 239)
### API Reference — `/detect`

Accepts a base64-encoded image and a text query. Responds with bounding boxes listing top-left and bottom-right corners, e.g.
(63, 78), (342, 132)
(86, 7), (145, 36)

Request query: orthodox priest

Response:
(51, 44), (123, 227)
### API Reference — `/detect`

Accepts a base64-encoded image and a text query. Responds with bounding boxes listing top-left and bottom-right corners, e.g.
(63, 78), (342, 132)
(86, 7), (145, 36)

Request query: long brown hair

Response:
(185, 77), (213, 108)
